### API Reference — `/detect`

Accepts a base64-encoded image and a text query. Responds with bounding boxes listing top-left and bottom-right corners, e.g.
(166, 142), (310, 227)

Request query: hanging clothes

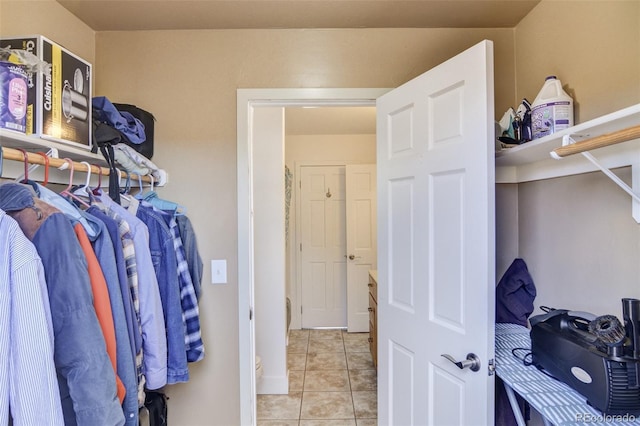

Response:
(87, 206), (142, 365)
(40, 182), (138, 423)
(88, 202), (145, 401)
(73, 223), (126, 402)
(0, 208), (64, 426)
(0, 184), (124, 426)
(176, 214), (203, 301)
(95, 193), (168, 393)
(162, 209), (204, 362)
(134, 202), (190, 384)
(36, 183), (100, 239)
(83, 210), (139, 426)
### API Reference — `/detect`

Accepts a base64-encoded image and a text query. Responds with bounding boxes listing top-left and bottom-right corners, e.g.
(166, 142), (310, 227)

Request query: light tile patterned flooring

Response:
(257, 329), (378, 426)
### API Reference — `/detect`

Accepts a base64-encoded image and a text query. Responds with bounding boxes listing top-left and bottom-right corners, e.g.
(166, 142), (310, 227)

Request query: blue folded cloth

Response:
(93, 96), (146, 144)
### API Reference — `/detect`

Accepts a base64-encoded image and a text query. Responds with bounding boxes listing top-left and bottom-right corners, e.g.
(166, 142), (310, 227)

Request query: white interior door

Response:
(377, 40), (496, 425)
(300, 165), (347, 328)
(346, 164), (377, 332)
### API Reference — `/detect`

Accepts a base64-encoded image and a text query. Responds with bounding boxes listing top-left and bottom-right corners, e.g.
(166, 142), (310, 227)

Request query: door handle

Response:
(348, 254), (362, 260)
(441, 353), (481, 372)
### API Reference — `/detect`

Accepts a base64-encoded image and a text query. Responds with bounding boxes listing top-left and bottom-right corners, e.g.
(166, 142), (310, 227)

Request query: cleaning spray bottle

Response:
(531, 76), (574, 140)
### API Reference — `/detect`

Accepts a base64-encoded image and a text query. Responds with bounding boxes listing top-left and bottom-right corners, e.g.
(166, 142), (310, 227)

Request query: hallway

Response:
(257, 329), (377, 425)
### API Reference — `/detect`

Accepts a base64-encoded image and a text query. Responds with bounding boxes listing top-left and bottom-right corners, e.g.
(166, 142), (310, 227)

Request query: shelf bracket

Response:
(558, 135), (640, 223)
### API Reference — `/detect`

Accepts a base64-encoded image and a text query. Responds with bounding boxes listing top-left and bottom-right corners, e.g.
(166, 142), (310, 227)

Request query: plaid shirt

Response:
(138, 200), (205, 362)
(167, 213), (205, 362)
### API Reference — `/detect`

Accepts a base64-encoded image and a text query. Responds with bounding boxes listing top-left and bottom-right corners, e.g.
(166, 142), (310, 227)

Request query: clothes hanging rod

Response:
(551, 124), (640, 159)
(1, 145), (154, 183)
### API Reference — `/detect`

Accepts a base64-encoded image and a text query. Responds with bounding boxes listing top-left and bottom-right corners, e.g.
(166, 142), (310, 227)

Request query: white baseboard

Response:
(256, 372), (289, 395)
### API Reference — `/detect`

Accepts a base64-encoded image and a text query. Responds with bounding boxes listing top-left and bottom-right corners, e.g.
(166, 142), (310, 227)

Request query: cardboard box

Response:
(0, 35), (92, 150)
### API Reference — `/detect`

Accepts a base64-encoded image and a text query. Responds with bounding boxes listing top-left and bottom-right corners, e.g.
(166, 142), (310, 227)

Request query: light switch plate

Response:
(211, 259), (227, 284)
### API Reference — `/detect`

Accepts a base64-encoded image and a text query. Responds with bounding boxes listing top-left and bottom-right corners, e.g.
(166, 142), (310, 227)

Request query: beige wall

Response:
(0, 0), (95, 70)
(515, 0), (640, 123)
(509, 0), (640, 324)
(2, 0), (640, 424)
(285, 134), (376, 167)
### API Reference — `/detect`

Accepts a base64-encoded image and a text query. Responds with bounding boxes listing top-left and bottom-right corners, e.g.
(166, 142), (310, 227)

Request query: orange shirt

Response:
(74, 223), (126, 403)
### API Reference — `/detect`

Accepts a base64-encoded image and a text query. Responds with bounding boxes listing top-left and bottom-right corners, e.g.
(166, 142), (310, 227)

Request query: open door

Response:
(376, 40), (496, 425)
(346, 164), (377, 332)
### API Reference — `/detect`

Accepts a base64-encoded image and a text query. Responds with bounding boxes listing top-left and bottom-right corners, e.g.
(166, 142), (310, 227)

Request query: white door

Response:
(300, 165), (347, 328)
(377, 40), (495, 425)
(346, 164), (377, 332)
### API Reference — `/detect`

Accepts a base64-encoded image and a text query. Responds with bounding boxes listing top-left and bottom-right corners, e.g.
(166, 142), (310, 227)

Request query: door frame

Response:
(237, 88), (389, 425)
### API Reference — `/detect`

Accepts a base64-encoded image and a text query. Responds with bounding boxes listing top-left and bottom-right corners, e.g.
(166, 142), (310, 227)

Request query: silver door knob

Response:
(441, 353), (481, 372)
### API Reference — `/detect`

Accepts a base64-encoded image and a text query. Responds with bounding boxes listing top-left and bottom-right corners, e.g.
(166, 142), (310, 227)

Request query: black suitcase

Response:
(114, 103), (156, 159)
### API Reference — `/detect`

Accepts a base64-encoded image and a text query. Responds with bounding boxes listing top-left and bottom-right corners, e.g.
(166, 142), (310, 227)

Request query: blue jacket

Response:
(136, 204), (189, 384)
(86, 211), (139, 426)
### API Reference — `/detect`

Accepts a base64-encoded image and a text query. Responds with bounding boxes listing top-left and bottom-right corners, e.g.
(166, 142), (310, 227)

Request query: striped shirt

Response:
(167, 214), (205, 362)
(0, 209), (64, 425)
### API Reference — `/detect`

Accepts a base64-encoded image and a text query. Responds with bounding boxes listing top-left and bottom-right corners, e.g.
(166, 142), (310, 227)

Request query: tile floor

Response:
(257, 329), (377, 426)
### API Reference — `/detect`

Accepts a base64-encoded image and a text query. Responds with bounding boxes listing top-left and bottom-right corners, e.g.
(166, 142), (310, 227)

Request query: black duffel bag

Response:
(113, 103), (156, 159)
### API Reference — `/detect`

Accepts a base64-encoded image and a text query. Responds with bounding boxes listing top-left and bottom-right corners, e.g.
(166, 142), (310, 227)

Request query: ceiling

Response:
(56, 0), (540, 32)
(54, 0), (539, 135)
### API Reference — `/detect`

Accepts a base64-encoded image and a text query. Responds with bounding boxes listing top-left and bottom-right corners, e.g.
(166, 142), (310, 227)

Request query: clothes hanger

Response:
(92, 164), (103, 195)
(59, 158), (90, 209)
(35, 152), (50, 186)
(135, 173), (144, 197)
(116, 168), (133, 207)
(120, 170), (131, 195)
(81, 162), (92, 193)
(140, 173), (186, 216)
(14, 148), (41, 196)
(71, 161), (95, 204)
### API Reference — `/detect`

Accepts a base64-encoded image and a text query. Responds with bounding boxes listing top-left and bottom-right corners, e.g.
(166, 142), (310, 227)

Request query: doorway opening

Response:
(237, 88), (389, 425)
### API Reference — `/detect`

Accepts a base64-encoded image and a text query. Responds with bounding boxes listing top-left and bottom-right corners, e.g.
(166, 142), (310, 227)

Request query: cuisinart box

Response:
(0, 35), (92, 150)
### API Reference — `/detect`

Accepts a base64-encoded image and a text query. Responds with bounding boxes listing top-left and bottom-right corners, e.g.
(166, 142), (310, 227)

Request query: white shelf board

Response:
(0, 128), (108, 166)
(495, 103), (640, 183)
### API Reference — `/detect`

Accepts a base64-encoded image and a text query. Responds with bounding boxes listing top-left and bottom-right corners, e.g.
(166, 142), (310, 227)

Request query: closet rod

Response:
(1, 146), (153, 183)
(551, 124), (640, 159)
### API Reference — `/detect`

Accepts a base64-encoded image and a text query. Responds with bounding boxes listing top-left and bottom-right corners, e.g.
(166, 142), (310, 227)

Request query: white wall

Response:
(253, 107), (288, 394)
